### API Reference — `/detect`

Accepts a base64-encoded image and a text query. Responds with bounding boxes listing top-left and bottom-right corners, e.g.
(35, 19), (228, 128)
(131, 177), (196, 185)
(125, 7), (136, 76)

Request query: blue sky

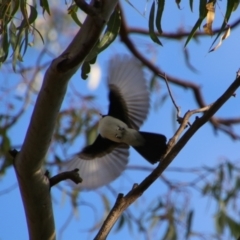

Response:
(1, 1), (240, 239)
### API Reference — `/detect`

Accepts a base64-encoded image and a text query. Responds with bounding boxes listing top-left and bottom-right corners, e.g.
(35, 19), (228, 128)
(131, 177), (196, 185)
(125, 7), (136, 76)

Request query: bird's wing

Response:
(79, 135), (120, 159)
(107, 55), (150, 130)
(63, 135), (129, 190)
(63, 56), (149, 189)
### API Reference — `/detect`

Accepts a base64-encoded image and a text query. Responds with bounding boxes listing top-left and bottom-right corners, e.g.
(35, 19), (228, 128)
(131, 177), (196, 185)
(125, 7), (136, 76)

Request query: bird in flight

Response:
(64, 55), (167, 190)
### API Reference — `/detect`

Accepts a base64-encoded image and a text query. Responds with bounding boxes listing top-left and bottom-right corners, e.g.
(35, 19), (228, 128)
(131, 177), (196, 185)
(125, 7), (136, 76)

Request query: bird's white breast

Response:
(98, 116), (128, 143)
(98, 116), (144, 146)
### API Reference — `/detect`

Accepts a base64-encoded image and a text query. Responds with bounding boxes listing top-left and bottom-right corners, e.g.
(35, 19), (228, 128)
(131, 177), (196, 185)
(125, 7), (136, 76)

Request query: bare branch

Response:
(162, 73), (185, 126)
(49, 169), (82, 188)
(128, 18), (240, 40)
(57, 0), (116, 72)
(95, 75), (240, 239)
(94, 194), (125, 240)
(119, 6), (240, 140)
(215, 117), (240, 126)
(168, 105), (212, 148)
(162, 74), (180, 114)
(13, 1), (119, 239)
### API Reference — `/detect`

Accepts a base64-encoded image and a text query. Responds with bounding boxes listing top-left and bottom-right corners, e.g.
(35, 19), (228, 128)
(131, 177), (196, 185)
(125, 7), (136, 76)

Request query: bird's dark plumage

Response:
(79, 135), (125, 159)
(108, 85), (130, 126)
(133, 132), (167, 164)
(63, 55), (167, 190)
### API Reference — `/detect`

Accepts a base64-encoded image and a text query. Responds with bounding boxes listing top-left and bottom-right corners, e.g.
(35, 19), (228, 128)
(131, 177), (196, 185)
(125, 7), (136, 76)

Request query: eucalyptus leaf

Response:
(156, 0), (165, 34)
(149, 1), (162, 46)
(184, 0), (207, 47)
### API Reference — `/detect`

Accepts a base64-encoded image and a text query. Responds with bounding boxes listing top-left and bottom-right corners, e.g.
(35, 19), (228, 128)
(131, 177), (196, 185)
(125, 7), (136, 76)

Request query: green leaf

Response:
(149, 74), (157, 91)
(88, 56), (97, 65)
(86, 123), (98, 145)
(176, 0), (181, 9)
(233, 0), (240, 11)
(201, 183), (211, 195)
(1, 132), (11, 152)
(149, 1), (162, 46)
(215, 211), (225, 234)
(82, 9), (121, 78)
(210, 0), (236, 49)
(226, 161), (233, 179)
(68, 4), (82, 27)
(0, 131), (13, 173)
(199, 0), (208, 18)
(156, 0), (165, 34)
(101, 194), (111, 212)
(40, 0), (51, 15)
(184, 0), (207, 47)
(28, 5), (38, 25)
(70, 10), (82, 27)
(115, 215), (125, 232)
(184, 18), (204, 47)
(18, 4), (38, 29)
(32, 25), (44, 44)
(97, 9), (121, 52)
(70, 189), (80, 208)
(225, 215), (240, 238)
(19, 1), (28, 28)
(0, 29), (9, 65)
(236, 177), (240, 189)
(21, 28), (29, 57)
(150, 198), (163, 212)
(9, 21), (17, 49)
(218, 164), (224, 183)
(1, 1), (11, 25)
(224, 189), (236, 205)
(12, 29), (25, 71)
(81, 62), (91, 80)
(161, 222), (177, 240)
(189, 0), (194, 12)
(185, 210), (194, 239)
(9, 0), (20, 23)
(86, 8), (121, 62)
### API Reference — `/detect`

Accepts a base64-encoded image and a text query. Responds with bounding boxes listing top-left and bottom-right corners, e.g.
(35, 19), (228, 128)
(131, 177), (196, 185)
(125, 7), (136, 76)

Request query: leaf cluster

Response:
(1, 1), (240, 70)
(202, 161), (240, 238)
(148, 0), (239, 49)
(0, 0), (43, 70)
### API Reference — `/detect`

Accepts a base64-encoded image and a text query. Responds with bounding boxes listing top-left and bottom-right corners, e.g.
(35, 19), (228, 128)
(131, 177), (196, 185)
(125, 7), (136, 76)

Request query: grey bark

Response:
(13, 1), (119, 239)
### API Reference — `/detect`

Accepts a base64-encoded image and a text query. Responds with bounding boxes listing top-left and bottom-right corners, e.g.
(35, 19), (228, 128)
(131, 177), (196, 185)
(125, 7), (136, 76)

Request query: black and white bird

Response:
(64, 55), (167, 190)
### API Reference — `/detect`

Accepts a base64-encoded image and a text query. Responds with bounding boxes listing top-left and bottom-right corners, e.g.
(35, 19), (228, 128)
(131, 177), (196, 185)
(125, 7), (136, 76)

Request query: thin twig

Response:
(162, 73), (187, 126)
(162, 73), (180, 113)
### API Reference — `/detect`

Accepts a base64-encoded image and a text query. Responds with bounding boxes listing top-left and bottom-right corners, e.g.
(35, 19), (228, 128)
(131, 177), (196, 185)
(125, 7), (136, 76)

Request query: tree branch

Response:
(95, 74), (240, 239)
(74, 0), (102, 17)
(13, 1), (118, 239)
(49, 169), (82, 188)
(128, 18), (240, 40)
(119, 7), (240, 140)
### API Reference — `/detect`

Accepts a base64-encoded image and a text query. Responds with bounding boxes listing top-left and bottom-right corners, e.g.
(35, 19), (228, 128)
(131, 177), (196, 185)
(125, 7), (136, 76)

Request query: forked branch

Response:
(94, 74), (240, 240)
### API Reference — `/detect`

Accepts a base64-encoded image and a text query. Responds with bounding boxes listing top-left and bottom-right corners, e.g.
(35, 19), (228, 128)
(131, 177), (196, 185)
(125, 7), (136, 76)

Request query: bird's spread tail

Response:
(132, 132), (167, 164)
